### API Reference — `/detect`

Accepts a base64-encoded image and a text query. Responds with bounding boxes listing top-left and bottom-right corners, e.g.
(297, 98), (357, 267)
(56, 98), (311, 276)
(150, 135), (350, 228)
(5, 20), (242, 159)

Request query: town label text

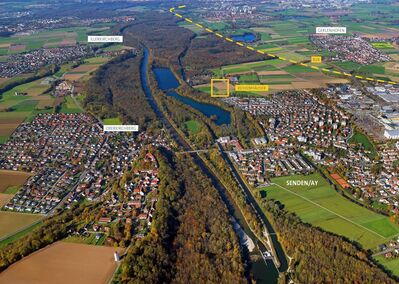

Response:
(286, 180), (319, 187)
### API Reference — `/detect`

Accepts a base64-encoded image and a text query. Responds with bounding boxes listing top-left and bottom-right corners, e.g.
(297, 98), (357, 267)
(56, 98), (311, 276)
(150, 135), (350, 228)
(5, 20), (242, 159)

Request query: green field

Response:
(103, 117), (122, 125)
(239, 73), (259, 82)
(3, 185), (21, 195)
(282, 65), (315, 73)
(0, 136), (8, 144)
(59, 96), (83, 114)
(184, 119), (200, 134)
(64, 232), (107, 246)
(349, 131), (378, 159)
(374, 255), (399, 277)
(371, 42), (395, 49)
(259, 173), (399, 249)
(0, 26), (111, 54)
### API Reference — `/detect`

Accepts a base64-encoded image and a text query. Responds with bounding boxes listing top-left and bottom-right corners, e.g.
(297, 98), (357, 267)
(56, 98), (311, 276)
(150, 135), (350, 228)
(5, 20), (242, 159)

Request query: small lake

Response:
(152, 67), (231, 125)
(153, 67), (180, 90)
(166, 91), (231, 125)
(232, 33), (256, 43)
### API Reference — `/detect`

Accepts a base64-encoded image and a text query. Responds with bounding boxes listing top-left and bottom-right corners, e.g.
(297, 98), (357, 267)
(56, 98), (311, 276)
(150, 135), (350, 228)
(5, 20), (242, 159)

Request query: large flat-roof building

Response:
(384, 129), (399, 139)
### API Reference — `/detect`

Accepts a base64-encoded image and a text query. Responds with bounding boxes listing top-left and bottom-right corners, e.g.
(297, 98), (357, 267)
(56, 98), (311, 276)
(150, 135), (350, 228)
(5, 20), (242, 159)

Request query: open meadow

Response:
(0, 242), (122, 284)
(374, 255), (399, 277)
(259, 173), (399, 249)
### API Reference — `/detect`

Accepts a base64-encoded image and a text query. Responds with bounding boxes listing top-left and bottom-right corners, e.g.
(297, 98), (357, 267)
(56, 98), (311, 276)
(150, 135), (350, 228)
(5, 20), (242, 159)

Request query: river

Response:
(152, 67), (231, 125)
(140, 47), (281, 283)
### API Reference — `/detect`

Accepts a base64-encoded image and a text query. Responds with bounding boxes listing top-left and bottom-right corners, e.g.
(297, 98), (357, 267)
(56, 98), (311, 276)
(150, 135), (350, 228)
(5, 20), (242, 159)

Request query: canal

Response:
(141, 47), (282, 283)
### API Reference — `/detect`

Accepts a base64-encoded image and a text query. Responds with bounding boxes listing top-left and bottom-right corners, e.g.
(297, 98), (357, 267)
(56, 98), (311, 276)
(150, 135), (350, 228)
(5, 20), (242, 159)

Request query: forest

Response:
(118, 148), (247, 283)
(122, 11), (193, 72)
(183, 34), (264, 82)
(84, 51), (156, 127)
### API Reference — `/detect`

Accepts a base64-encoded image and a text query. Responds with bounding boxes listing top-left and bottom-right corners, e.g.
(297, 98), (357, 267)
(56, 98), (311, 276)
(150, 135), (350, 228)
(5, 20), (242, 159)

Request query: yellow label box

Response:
(235, 84), (269, 92)
(311, 56), (322, 63)
(211, 78), (230, 97)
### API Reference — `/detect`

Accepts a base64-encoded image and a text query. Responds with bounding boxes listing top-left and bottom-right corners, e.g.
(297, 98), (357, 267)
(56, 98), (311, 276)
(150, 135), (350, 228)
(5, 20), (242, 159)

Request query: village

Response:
(0, 113), (169, 215)
(0, 45), (95, 78)
(0, 12), (134, 37)
(69, 152), (161, 245)
(310, 35), (391, 65)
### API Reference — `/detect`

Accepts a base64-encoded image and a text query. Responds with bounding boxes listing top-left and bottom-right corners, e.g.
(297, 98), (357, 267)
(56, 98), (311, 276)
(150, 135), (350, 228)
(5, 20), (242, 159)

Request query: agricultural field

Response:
(0, 170), (30, 211)
(0, 194), (13, 207)
(259, 173), (399, 249)
(371, 42), (395, 49)
(204, 58), (348, 94)
(0, 242), (122, 284)
(63, 56), (112, 82)
(0, 26), (111, 55)
(0, 211), (42, 239)
(0, 221), (43, 248)
(0, 78), (55, 143)
(0, 170), (32, 193)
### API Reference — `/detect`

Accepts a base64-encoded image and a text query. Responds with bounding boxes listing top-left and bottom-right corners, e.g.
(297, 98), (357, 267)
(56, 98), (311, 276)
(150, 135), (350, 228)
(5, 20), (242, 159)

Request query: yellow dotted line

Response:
(170, 6), (398, 86)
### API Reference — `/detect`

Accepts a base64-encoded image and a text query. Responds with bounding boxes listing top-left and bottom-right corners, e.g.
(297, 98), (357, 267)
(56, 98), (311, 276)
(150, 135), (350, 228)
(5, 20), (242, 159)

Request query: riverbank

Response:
(140, 47), (281, 283)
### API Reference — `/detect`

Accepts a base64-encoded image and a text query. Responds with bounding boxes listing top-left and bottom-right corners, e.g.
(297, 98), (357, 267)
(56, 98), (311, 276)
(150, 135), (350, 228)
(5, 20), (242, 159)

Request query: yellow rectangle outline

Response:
(235, 84), (269, 92)
(211, 79), (230, 98)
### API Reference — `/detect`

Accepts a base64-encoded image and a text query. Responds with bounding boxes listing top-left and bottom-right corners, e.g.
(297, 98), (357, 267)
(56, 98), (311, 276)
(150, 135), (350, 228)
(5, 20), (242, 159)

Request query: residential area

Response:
(222, 89), (399, 212)
(310, 35), (391, 64)
(0, 113), (168, 214)
(226, 146), (314, 186)
(0, 45), (95, 77)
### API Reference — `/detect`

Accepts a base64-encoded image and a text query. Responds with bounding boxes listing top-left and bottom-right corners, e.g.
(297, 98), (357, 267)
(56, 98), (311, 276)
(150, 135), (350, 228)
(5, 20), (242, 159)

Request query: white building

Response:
(384, 129), (399, 139)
